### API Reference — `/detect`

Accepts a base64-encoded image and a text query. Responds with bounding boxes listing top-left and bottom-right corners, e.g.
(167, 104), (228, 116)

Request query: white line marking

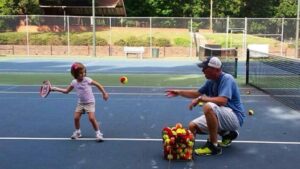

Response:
(0, 137), (300, 145)
(0, 91), (272, 97)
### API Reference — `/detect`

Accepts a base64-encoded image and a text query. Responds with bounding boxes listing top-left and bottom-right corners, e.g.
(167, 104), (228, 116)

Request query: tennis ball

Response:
(120, 76), (128, 84)
(167, 154), (173, 160)
(198, 102), (204, 106)
(175, 123), (183, 129)
(170, 137), (175, 144)
(246, 90), (251, 95)
(165, 138), (170, 144)
(163, 134), (169, 140)
(248, 109), (254, 115)
(188, 141), (194, 147)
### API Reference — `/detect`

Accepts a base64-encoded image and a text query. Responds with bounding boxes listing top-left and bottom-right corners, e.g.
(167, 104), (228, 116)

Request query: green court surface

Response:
(0, 72), (246, 87)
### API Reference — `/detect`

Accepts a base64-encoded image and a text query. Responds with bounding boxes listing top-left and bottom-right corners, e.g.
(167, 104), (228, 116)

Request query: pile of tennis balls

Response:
(162, 123), (195, 160)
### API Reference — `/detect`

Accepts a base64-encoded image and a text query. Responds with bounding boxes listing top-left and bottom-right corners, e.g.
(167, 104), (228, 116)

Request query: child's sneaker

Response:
(96, 131), (104, 142)
(194, 140), (222, 156)
(219, 130), (239, 147)
(71, 131), (82, 139)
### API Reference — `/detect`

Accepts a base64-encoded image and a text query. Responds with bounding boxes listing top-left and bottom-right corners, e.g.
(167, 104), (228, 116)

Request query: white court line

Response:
(0, 91), (270, 97)
(0, 84), (254, 89)
(0, 137), (300, 145)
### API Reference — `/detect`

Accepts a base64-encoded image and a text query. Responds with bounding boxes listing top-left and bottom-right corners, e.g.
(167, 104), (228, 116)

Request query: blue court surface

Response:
(0, 58), (299, 169)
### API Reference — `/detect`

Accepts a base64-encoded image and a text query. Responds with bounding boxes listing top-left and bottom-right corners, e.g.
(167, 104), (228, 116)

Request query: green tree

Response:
(0, 0), (41, 15)
(241, 0), (280, 17)
(147, 0), (206, 17)
(214, 0), (244, 17)
(275, 0), (297, 18)
(124, 0), (153, 16)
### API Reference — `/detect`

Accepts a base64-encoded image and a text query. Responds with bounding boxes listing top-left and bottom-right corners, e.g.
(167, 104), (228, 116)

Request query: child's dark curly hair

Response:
(71, 62), (86, 79)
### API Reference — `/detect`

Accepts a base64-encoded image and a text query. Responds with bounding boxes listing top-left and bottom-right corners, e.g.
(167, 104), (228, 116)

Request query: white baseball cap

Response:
(197, 57), (222, 69)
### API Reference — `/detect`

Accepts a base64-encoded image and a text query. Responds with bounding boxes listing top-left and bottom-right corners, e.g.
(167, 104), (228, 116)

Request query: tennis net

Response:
(246, 49), (300, 111)
(198, 45), (238, 78)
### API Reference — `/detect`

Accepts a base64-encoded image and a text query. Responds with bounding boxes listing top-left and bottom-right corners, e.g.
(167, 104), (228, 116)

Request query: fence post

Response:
(26, 15), (29, 57)
(67, 16), (70, 56)
(246, 49), (249, 85)
(150, 17), (152, 58)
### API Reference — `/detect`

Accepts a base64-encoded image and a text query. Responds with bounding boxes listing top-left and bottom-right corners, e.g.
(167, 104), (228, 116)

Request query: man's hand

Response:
(165, 89), (179, 97)
(188, 96), (202, 110)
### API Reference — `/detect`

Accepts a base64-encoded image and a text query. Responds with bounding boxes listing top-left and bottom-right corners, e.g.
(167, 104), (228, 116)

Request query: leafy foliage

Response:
(0, 0), (41, 15)
(0, 0), (299, 18)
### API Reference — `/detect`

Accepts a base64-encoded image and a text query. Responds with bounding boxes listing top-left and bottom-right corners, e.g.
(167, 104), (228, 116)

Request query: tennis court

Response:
(0, 58), (300, 169)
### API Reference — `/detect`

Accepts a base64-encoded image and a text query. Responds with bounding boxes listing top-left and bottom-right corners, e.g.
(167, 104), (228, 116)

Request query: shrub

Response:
(126, 36), (147, 46)
(96, 37), (108, 46)
(153, 38), (171, 47)
(114, 39), (127, 46)
(174, 38), (190, 47)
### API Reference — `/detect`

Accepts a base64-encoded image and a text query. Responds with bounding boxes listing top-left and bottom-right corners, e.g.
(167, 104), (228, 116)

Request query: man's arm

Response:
(199, 95), (228, 106)
(188, 95), (228, 110)
(165, 89), (201, 99)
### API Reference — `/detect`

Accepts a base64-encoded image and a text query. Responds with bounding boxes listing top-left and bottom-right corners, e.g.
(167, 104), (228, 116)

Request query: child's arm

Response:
(51, 85), (73, 94)
(91, 80), (109, 101)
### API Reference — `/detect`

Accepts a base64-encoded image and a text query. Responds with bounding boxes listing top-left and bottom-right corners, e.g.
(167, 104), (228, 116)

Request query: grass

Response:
(0, 28), (284, 48)
(204, 33), (281, 48)
(0, 72), (246, 87)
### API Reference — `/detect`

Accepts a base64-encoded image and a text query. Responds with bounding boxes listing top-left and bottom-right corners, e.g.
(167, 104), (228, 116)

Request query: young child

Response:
(51, 62), (109, 142)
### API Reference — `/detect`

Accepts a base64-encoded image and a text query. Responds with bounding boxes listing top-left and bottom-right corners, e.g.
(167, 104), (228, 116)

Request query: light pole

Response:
(92, 0), (96, 57)
(210, 0), (213, 31)
(296, 0), (300, 58)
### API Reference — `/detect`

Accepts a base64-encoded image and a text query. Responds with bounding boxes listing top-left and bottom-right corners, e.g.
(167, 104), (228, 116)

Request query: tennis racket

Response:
(40, 80), (51, 98)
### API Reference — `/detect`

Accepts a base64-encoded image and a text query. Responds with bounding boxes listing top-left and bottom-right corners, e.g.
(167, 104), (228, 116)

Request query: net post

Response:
(234, 57), (238, 78)
(246, 49), (249, 84)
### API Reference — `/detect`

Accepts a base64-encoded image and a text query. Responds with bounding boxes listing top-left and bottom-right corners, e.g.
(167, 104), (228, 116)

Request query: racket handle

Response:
(51, 86), (58, 91)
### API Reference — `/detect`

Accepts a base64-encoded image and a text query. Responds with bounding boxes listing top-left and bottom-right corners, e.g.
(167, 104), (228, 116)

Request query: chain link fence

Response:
(0, 15), (299, 59)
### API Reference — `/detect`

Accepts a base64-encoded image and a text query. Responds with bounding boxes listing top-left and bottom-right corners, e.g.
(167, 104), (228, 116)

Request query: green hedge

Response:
(0, 32), (108, 46)
(114, 37), (172, 47)
(0, 32), (192, 47)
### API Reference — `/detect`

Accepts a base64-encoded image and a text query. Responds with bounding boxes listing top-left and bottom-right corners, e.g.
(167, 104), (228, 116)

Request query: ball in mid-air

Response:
(120, 76), (128, 84)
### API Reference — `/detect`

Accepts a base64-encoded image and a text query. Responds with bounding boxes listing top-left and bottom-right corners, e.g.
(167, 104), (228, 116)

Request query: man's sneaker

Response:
(96, 132), (104, 142)
(194, 140), (222, 156)
(219, 130), (239, 147)
(71, 131), (82, 139)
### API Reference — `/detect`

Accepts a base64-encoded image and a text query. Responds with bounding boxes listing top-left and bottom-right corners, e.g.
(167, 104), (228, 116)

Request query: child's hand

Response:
(103, 92), (109, 101)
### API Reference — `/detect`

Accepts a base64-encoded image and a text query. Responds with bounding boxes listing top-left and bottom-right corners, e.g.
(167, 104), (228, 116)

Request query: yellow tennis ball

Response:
(120, 76), (128, 84)
(163, 134), (169, 140)
(167, 154), (173, 160)
(198, 102), (204, 106)
(164, 138), (170, 144)
(248, 109), (254, 115)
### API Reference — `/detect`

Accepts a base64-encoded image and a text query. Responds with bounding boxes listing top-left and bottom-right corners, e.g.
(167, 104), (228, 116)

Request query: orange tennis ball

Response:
(120, 76), (128, 84)
(175, 123), (183, 129)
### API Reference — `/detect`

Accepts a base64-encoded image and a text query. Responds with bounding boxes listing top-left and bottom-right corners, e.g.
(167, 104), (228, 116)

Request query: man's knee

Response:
(189, 121), (203, 135)
(202, 102), (215, 116)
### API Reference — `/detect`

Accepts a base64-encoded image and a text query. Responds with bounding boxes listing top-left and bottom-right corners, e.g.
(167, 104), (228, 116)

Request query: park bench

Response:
(124, 46), (144, 59)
